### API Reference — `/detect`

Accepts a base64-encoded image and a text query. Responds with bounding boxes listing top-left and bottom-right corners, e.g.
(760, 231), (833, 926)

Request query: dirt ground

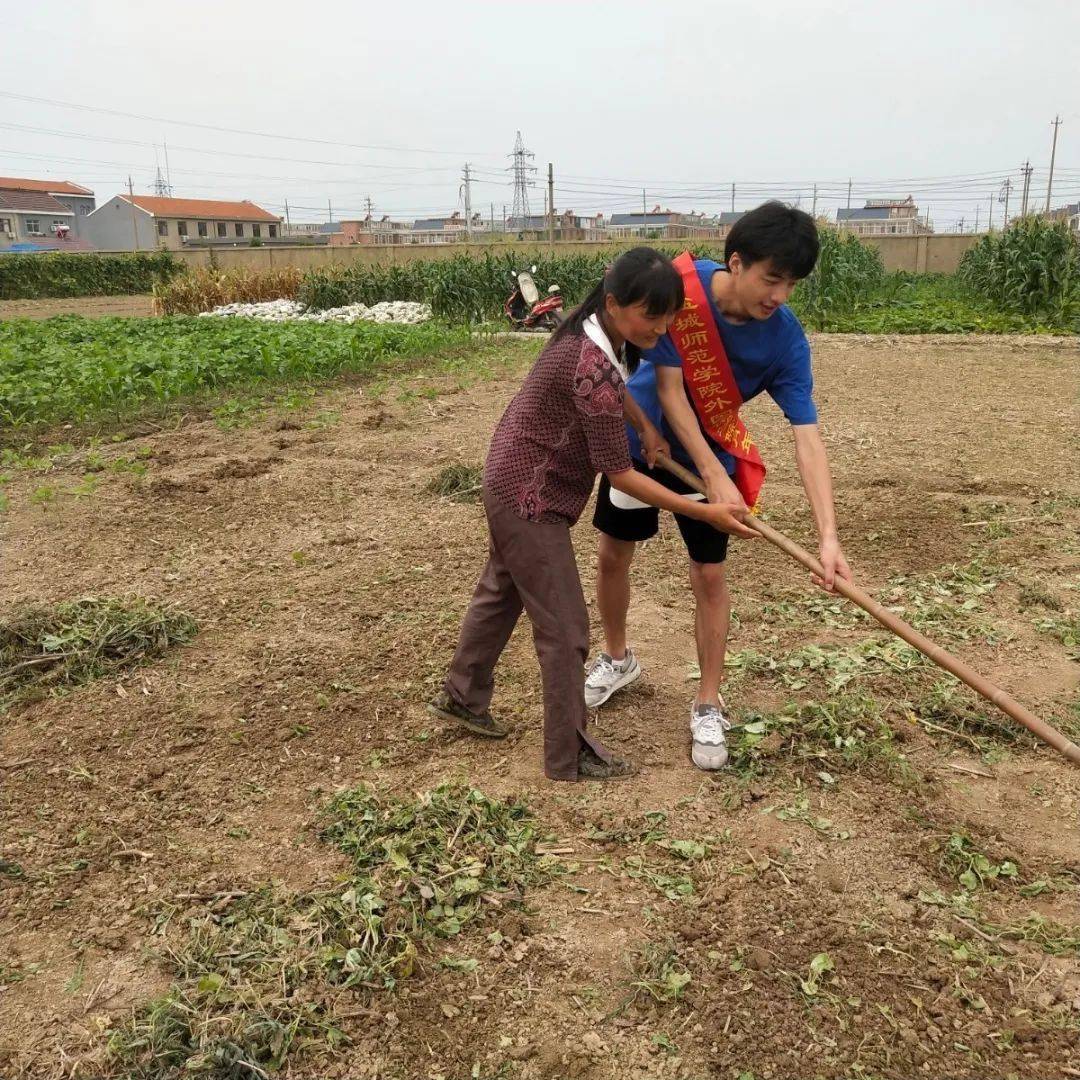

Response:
(0, 295), (155, 320)
(1, 332), (1079, 1080)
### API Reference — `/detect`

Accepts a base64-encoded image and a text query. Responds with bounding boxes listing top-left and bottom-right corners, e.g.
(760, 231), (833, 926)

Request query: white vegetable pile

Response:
(198, 298), (432, 324)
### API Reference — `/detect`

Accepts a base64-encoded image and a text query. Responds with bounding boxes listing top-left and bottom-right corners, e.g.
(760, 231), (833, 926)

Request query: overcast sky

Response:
(3, 0), (1078, 231)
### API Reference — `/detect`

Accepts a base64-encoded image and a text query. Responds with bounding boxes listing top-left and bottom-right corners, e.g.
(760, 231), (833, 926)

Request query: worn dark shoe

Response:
(578, 744), (637, 780)
(428, 690), (508, 739)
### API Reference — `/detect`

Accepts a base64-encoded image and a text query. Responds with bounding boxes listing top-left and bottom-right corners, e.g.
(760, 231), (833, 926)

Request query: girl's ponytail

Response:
(550, 278), (606, 344)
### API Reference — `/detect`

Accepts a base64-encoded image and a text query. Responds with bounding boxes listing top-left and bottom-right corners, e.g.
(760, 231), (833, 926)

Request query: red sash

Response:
(668, 252), (766, 511)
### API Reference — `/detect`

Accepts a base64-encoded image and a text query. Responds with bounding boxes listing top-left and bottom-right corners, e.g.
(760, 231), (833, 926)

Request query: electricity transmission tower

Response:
(152, 147), (173, 197)
(998, 178), (1013, 227)
(508, 131), (536, 228)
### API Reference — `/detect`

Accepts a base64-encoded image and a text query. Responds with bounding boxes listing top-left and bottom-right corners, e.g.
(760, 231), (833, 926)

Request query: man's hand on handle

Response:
(813, 535), (852, 592)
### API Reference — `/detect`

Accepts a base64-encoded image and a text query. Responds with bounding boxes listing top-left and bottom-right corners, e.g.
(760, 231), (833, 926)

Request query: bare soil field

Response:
(1, 333), (1079, 1080)
(0, 295), (155, 321)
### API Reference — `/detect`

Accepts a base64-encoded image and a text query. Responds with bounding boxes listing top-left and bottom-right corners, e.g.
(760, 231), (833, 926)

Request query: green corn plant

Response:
(958, 216), (1080, 325)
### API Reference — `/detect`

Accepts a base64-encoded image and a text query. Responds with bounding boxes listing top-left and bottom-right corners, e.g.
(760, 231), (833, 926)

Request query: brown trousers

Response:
(445, 488), (612, 780)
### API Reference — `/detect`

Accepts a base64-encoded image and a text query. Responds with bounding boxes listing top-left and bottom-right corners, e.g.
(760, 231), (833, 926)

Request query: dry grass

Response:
(153, 267), (304, 315)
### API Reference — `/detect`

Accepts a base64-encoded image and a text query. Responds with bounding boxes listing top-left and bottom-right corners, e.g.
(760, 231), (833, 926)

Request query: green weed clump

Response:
(621, 940), (692, 1009)
(728, 694), (913, 781)
(938, 832), (1019, 892)
(0, 596), (196, 709)
(320, 783), (552, 945)
(424, 463), (483, 503)
(0, 316), (467, 428)
(104, 783), (556, 1078)
(0, 250), (180, 300)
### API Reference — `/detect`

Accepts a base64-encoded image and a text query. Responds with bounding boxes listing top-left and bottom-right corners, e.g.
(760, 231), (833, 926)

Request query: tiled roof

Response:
(121, 195), (280, 222)
(0, 176), (94, 196)
(0, 190), (74, 214)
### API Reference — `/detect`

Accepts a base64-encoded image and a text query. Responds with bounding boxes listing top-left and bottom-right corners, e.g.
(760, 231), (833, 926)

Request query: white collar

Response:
(583, 313), (627, 379)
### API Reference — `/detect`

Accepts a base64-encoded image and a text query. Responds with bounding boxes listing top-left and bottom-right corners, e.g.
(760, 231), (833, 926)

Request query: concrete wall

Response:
(860, 233), (980, 274)
(84, 199), (157, 251)
(87, 233), (984, 275)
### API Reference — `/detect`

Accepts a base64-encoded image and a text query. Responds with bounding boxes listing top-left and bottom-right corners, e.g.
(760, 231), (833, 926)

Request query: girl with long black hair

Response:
(429, 247), (755, 780)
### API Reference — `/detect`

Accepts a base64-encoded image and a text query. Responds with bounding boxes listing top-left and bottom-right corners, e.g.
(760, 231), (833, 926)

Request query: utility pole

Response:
(1045, 115), (1062, 212)
(328, 199), (333, 223)
(364, 195), (375, 221)
(957, 217), (965, 234)
(811, 183), (818, 218)
(127, 175), (139, 251)
(284, 197), (291, 230)
(462, 163), (472, 242)
(490, 202), (495, 236)
(547, 162), (554, 247)
(502, 204), (507, 234)
(730, 183), (735, 213)
(846, 178), (852, 209)
(974, 205), (980, 233)
(163, 139), (172, 193)
(642, 188), (647, 227)
(987, 192), (993, 232)
(1020, 161), (1033, 216)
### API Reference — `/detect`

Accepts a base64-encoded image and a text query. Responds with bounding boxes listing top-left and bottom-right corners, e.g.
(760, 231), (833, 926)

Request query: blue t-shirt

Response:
(626, 259), (818, 475)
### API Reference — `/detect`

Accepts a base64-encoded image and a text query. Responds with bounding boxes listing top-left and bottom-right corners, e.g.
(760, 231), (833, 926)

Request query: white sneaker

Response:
(690, 699), (732, 770)
(584, 649), (641, 707)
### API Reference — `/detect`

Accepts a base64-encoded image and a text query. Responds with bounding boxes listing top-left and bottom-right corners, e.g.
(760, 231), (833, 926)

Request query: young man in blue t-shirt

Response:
(586, 202), (853, 770)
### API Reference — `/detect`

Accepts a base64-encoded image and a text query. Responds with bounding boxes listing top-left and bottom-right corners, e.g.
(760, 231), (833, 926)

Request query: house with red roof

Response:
(84, 194), (282, 251)
(0, 177), (96, 250)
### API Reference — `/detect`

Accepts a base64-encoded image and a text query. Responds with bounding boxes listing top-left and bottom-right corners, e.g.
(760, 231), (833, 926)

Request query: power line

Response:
(0, 121), (465, 177)
(0, 90), (502, 159)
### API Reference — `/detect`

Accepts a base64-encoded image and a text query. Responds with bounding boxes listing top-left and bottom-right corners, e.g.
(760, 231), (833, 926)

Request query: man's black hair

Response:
(724, 201), (820, 279)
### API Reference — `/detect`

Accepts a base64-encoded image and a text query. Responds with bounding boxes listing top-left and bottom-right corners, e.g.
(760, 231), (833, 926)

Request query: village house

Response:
(84, 194), (282, 250)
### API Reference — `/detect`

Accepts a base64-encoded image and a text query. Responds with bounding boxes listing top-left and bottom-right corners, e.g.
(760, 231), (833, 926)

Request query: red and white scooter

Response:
(504, 265), (564, 331)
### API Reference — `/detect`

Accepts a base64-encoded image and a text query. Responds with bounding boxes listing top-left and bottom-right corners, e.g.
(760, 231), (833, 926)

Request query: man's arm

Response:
(655, 366), (742, 505)
(622, 392), (669, 468)
(791, 423), (852, 590)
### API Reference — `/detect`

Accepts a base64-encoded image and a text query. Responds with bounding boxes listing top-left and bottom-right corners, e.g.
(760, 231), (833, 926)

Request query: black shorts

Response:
(592, 460), (730, 565)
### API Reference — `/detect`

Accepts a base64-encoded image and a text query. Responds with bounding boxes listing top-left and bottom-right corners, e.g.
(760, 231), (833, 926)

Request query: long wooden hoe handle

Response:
(654, 452), (1080, 766)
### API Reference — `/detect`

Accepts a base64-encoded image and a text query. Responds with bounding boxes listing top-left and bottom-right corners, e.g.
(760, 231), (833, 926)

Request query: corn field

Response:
(958, 217), (1080, 324)
(152, 236), (882, 327)
(295, 251), (616, 322)
(790, 229), (886, 329)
